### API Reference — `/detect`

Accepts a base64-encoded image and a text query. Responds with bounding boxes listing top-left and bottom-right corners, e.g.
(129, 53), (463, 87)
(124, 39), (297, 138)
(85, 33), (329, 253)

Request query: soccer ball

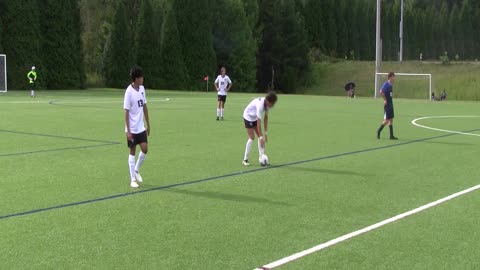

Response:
(259, 154), (269, 166)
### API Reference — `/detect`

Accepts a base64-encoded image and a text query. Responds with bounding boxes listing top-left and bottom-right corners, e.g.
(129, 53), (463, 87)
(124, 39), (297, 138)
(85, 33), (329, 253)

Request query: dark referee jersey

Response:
(381, 81), (393, 106)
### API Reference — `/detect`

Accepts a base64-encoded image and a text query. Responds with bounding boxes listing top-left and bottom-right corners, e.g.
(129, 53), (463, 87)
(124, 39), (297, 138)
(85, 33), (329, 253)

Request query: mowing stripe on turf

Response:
(0, 128), (479, 220)
(253, 184), (480, 270)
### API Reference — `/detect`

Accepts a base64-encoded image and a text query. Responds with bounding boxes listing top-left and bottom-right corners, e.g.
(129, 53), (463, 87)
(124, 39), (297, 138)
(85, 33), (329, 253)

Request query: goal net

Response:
(375, 73), (432, 100)
(0, 54), (6, 93)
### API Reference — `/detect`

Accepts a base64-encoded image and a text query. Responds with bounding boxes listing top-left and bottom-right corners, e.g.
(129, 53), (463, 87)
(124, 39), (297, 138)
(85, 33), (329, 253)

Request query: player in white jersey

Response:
(124, 66), (151, 188)
(242, 91), (278, 166)
(214, 67), (232, 121)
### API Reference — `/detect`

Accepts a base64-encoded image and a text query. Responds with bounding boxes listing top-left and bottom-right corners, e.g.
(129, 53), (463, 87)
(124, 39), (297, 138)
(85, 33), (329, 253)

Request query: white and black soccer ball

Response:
(259, 154), (269, 166)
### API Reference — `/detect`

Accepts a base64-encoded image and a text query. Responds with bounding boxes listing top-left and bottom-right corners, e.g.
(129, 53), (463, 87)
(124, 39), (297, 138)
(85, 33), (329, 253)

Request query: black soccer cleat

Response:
(377, 132), (380, 140)
(220, 117), (224, 121)
(390, 136), (398, 140)
(216, 117), (219, 121)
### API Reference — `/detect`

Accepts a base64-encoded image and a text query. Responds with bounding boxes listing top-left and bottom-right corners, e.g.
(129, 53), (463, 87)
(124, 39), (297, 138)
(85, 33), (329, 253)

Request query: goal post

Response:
(375, 73), (432, 100)
(0, 54), (6, 93)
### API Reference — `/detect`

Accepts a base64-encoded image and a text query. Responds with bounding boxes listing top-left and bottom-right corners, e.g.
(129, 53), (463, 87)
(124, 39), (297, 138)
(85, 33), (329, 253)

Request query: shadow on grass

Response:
(165, 188), (292, 206)
(280, 166), (372, 177)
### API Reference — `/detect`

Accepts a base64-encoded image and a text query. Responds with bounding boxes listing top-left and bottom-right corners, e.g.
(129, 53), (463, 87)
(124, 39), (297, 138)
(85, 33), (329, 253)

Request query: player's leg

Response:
(389, 118), (397, 140)
(134, 132), (148, 183)
(220, 97), (226, 120)
(243, 121), (255, 166)
(253, 126), (265, 157)
(128, 141), (138, 188)
(377, 112), (388, 139)
(217, 98), (221, 121)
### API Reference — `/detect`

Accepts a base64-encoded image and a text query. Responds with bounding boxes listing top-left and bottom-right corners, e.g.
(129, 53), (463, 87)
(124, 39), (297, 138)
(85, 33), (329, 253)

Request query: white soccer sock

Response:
(258, 139), (265, 156)
(217, 109), (220, 117)
(128, 155), (136, 181)
(244, 139), (253, 161)
(221, 109), (224, 117)
(135, 151), (146, 172)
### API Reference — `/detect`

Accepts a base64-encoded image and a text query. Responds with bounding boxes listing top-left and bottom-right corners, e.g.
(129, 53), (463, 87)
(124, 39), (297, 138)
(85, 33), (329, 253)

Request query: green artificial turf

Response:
(0, 89), (479, 269)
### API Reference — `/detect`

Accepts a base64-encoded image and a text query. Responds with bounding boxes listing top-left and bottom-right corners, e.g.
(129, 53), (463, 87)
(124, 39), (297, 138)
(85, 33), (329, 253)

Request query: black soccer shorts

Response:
(127, 130), (148, 148)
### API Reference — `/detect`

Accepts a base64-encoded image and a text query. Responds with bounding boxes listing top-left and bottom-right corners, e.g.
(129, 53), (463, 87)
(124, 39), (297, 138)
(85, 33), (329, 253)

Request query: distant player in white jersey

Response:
(214, 67), (232, 121)
(124, 66), (151, 188)
(242, 91), (278, 166)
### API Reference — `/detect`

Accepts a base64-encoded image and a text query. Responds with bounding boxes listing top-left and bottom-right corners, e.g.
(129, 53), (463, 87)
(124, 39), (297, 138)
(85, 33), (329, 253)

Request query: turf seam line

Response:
(0, 128), (478, 221)
(0, 129), (120, 144)
(253, 184), (480, 270)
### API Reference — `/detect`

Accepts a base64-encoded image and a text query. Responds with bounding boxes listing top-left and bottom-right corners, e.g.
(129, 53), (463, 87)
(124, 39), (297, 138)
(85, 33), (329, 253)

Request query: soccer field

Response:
(1, 89), (479, 269)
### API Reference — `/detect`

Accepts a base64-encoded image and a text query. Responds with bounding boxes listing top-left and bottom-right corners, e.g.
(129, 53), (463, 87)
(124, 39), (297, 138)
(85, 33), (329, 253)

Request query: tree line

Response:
(1, 0), (479, 92)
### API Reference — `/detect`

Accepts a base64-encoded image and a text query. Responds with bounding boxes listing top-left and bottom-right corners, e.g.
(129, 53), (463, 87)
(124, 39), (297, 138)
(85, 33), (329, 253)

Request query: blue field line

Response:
(0, 129), (120, 144)
(0, 143), (119, 157)
(1, 129), (478, 221)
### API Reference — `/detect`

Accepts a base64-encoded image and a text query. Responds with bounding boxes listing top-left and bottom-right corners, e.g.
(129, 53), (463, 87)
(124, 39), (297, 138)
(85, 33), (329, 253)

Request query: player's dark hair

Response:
(266, 91), (278, 104)
(388, 72), (395, 78)
(130, 66), (144, 82)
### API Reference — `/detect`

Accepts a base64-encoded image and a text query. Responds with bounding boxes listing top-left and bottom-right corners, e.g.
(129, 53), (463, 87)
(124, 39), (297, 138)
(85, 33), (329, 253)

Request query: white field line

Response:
(411, 115), (480, 137)
(254, 184), (480, 270)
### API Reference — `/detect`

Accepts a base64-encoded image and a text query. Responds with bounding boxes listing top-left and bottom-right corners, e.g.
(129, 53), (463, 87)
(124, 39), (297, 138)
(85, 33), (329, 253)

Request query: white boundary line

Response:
(411, 116), (480, 137)
(254, 184), (480, 270)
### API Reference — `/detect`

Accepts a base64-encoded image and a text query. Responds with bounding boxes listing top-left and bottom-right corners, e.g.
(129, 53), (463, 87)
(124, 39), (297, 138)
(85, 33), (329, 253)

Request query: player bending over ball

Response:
(377, 72), (398, 140)
(124, 66), (151, 188)
(215, 67), (232, 121)
(242, 91), (278, 166)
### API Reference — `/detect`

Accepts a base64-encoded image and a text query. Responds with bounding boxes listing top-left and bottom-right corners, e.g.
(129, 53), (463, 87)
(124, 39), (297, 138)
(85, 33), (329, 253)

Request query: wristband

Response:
(259, 136), (264, 140)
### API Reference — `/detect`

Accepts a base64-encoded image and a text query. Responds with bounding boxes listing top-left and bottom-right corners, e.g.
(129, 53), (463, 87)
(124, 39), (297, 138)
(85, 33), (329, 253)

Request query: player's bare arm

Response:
(143, 104), (150, 136)
(264, 112), (269, 142)
(226, 82), (233, 92)
(125, 109), (133, 141)
(256, 119), (265, 147)
(215, 82), (220, 91)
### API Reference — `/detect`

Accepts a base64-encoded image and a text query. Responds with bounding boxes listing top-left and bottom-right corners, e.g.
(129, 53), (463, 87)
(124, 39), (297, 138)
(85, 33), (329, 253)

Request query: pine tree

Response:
(0, 19), (3, 53)
(323, 0), (337, 56)
(40, 0), (86, 89)
(448, 4), (460, 58)
(158, 4), (189, 90)
(213, 0), (256, 92)
(335, 0), (348, 59)
(104, 1), (132, 88)
(303, 0), (325, 51)
(133, 0), (162, 89)
(2, 0), (43, 89)
(460, 0), (473, 59)
(174, 0), (216, 90)
(257, 0), (310, 93)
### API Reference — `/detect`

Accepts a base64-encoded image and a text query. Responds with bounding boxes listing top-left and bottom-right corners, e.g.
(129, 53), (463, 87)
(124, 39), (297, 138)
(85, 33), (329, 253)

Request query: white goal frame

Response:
(0, 54), (6, 93)
(375, 72), (432, 100)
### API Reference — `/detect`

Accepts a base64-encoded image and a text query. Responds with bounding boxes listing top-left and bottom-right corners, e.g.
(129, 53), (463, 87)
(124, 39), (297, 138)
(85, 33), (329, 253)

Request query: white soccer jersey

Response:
(124, 84), (147, 134)
(215, 75), (232, 96)
(243, 97), (267, 122)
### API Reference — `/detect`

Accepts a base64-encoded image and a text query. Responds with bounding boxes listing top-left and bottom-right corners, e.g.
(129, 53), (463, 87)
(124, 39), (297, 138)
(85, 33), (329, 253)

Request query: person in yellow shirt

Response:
(27, 66), (37, 98)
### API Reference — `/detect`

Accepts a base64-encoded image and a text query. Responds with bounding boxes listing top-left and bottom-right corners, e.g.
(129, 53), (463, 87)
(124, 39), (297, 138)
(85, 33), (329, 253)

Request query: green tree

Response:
(133, 0), (162, 88)
(448, 4), (460, 58)
(323, 0), (337, 56)
(40, 0), (85, 89)
(257, 0), (310, 93)
(460, 0), (473, 59)
(335, 0), (348, 59)
(104, 1), (133, 88)
(213, 0), (257, 92)
(174, 0), (216, 90)
(158, 4), (189, 90)
(2, 0), (43, 89)
(303, 0), (325, 51)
